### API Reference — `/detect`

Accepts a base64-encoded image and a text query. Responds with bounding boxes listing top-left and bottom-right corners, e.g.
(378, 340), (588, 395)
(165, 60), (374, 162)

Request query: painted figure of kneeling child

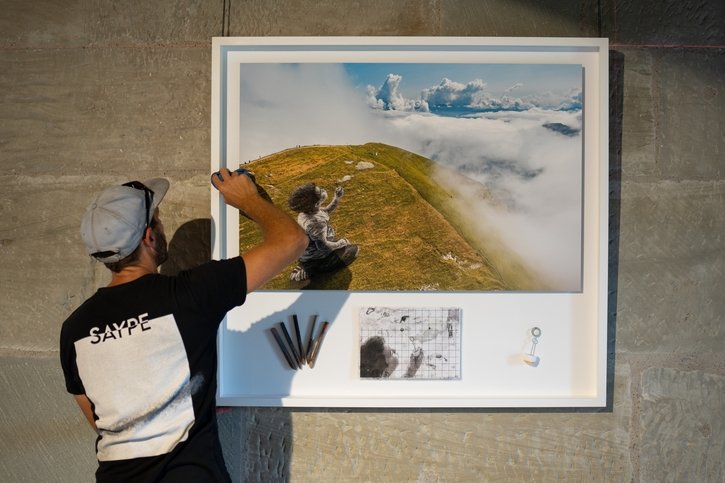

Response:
(287, 183), (359, 286)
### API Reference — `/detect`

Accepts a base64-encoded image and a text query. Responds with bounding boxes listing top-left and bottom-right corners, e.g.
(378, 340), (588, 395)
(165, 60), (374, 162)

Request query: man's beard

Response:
(153, 227), (169, 266)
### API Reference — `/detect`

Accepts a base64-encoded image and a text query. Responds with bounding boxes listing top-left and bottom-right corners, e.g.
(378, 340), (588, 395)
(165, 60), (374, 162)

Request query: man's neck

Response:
(108, 264), (157, 287)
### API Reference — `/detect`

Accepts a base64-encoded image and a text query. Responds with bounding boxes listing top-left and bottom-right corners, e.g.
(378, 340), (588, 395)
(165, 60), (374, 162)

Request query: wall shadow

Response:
(606, 49), (625, 411)
(220, 290), (349, 480)
(159, 218), (212, 276)
(161, 218), (303, 481)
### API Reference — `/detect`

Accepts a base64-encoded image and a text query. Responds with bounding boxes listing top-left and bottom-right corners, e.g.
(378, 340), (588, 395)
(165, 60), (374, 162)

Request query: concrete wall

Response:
(1, 0), (722, 481)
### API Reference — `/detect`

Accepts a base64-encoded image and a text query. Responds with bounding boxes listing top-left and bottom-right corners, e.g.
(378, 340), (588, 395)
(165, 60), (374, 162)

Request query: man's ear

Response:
(143, 226), (155, 244)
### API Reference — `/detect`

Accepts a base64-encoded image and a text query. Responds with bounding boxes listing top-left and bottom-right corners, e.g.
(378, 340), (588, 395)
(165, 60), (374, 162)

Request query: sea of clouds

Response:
(237, 64), (583, 290)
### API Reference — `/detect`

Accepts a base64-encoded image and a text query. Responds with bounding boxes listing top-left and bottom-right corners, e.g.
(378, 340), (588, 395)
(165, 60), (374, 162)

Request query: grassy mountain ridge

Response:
(239, 143), (524, 291)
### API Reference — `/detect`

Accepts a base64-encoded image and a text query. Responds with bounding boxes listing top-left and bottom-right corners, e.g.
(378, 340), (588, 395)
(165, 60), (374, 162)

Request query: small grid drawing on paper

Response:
(359, 307), (461, 380)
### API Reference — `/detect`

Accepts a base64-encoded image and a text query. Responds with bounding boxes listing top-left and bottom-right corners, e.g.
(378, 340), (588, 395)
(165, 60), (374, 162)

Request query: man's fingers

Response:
(211, 168), (232, 190)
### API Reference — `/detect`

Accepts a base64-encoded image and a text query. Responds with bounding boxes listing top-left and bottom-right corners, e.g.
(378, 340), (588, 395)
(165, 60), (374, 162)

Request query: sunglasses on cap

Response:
(123, 180), (155, 230)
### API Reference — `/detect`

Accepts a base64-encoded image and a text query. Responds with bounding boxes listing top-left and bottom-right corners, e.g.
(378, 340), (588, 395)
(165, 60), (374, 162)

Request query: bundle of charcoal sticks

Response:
(269, 314), (329, 370)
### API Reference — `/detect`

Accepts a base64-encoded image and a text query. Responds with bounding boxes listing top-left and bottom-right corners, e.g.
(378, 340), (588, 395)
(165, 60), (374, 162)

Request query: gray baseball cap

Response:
(81, 178), (170, 263)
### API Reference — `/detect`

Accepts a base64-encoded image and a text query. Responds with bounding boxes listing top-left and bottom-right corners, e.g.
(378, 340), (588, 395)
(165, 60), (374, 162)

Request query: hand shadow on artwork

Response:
(299, 266), (352, 290)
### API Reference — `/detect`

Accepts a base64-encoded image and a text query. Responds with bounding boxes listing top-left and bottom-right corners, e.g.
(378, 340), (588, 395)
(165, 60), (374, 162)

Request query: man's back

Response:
(60, 259), (245, 481)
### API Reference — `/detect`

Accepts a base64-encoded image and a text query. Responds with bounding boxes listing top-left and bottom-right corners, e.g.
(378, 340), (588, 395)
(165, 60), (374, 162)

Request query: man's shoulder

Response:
(60, 291), (106, 343)
(176, 257), (244, 278)
(63, 290), (101, 322)
(172, 257), (246, 299)
(61, 276), (156, 330)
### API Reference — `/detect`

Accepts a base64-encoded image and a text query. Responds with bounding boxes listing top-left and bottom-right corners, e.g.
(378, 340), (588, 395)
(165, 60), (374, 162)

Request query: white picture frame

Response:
(211, 37), (608, 408)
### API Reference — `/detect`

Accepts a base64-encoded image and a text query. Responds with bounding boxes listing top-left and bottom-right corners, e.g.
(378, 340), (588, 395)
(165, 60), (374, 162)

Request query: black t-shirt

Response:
(60, 257), (246, 482)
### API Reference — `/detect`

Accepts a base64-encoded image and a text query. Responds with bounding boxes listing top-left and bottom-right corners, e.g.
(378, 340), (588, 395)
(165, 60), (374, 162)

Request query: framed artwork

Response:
(212, 37), (608, 407)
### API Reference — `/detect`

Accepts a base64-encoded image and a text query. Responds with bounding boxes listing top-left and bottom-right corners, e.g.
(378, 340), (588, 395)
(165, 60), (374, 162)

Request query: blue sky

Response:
(343, 63), (582, 97)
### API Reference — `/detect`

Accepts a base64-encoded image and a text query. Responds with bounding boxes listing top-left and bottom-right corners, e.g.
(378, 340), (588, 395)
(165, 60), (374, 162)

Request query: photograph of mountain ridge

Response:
(236, 63), (584, 292)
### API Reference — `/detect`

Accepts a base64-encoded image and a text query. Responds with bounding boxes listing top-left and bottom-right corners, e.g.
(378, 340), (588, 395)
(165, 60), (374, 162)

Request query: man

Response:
(60, 169), (306, 482)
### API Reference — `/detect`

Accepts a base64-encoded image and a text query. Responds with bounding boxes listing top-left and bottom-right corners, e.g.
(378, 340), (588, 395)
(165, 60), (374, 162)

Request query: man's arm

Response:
(212, 168), (307, 292)
(73, 394), (98, 431)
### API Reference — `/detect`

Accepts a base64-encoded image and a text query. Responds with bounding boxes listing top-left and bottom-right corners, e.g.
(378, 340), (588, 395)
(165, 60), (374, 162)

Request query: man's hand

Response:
(74, 394), (98, 432)
(211, 168), (260, 214)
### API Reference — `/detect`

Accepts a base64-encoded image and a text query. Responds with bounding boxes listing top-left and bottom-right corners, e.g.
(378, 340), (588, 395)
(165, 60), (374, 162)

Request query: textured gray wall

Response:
(1, 0), (723, 481)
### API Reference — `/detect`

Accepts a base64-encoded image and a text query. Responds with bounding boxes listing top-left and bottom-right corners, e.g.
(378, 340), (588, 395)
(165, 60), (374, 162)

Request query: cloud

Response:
(366, 73), (429, 112)
(519, 88), (583, 111)
(359, 109), (583, 289)
(367, 73), (582, 112)
(382, 110), (582, 289)
(421, 77), (490, 108)
(238, 64), (388, 162)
